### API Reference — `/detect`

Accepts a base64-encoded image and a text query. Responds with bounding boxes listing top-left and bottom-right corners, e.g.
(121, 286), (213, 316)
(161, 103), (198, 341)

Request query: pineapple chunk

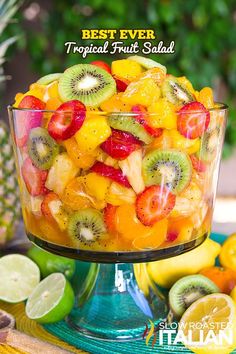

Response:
(75, 115), (111, 152)
(48, 199), (68, 231)
(106, 182), (136, 206)
(119, 150), (145, 194)
(111, 59), (143, 81)
(85, 173), (111, 201)
(45, 153), (79, 196)
(121, 78), (161, 107)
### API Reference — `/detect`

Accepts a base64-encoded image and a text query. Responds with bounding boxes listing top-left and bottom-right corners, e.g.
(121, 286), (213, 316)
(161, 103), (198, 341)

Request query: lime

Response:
(0, 254), (40, 303)
(27, 246), (76, 279)
(26, 273), (75, 323)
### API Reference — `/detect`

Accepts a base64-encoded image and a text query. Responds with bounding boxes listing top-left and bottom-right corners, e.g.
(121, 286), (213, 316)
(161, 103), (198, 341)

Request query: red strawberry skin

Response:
(177, 102), (210, 139)
(91, 162), (131, 188)
(48, 100), (86, 141)
(190, 154), (207, 173)
(91, 60), (111, 74)
(41, 192), (59, 220)
(131, 105), (163, 138)
(101, 129), (141, 160)
(104, 204), (118, 233)
(113, 76), (130, 92)
(136, 185), (176, 226)
(21, 158), (48, 196)
(15, 95), (45, 147)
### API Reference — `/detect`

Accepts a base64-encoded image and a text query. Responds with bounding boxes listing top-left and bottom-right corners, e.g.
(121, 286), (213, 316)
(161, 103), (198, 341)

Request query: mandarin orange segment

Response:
(133, 218), (168, 250)
(46, 97), (62, 110)
(63, 137), (98, 169)
(115, 204), (152, 241)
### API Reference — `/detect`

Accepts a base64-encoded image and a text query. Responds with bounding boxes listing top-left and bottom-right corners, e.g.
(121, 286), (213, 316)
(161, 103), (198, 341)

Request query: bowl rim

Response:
(7, 102), (228, 115)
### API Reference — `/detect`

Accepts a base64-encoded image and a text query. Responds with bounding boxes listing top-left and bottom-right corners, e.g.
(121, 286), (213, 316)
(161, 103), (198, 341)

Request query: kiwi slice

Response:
(68, 209), (106, 246)
(142, 149), (192, 193)
(198, 129), (219, 162)
(108, 114), (153, 144)
(169, 275), (220, 318)
(128, 55), (167, 73)
(28, 127), (59, 170)
(162, 75), (195, 105)
(58, 64), (116, 107)
(37, 73), (62, 85)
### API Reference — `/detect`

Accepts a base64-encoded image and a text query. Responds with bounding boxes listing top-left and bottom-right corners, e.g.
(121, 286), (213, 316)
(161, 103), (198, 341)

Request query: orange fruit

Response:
(199, 266), (236, 294)
(121, 78), (161, 106)
(115, 204), (150, 241)
(46, 98), (62, 110)
(63, 137), (98, 169)
(133, 218), (168, 250)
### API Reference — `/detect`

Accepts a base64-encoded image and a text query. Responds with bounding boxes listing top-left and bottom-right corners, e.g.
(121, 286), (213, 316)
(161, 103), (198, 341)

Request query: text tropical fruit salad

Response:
(11, 56), (225, 252)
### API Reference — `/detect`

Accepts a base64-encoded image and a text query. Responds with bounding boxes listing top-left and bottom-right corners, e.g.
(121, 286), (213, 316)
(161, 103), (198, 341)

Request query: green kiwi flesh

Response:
(169, 274), (220, 318)
(68, 209), (106, 246)
(58, 64), (116, 107)
(28, 127), (59, 170)
(197, 129), (219, 162)
(162, 75), (195, 105)
(142, 149), (192, 193)
(108, 114), (153, 144)
(37, 73), (62, 85)
(128, 55), (167, 73)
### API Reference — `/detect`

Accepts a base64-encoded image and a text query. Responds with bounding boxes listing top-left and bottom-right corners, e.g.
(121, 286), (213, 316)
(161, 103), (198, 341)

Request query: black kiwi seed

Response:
(162, 75), (195, 105)
(68, 209), (106, 246)
(28, 127), (59, 170)
(58, 64), (116, 107)
(142, 149), (192, 194)
(169, 275), (220, 318)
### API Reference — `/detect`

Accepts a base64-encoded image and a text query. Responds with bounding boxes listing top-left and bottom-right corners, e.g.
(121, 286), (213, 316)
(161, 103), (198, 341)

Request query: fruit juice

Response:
(9, 56), (226, 253)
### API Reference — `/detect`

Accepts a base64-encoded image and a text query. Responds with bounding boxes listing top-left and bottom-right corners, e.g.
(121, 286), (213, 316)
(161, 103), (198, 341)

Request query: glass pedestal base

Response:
(67, 263), (168, 341)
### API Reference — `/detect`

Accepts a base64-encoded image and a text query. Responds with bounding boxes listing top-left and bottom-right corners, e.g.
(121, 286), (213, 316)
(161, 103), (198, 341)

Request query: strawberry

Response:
(16, 95), (45, 147)
(136, 185), (176, 226)
(91, 60), (111, 74)
(104, 204), (118, 233)
(21, 158), (48, 196)
(113, 76), (130, 92)
(166, 231), (178, 242)
(177, 102), (210, 139)
(41, 192), (59, 220)
(101, 129), (141, 160)
(190, 154), (207, 173)
(91, 162), (131, 188)
(131, 105), (163, 138)
(48, 100), (86, 141)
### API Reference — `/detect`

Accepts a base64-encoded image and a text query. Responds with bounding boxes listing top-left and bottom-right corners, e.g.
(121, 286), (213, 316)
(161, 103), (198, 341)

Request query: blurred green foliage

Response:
(6, 0), (236, 156)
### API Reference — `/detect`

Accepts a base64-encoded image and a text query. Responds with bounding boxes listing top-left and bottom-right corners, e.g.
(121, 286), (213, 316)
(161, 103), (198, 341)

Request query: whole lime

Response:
(27, 246), (76, 279)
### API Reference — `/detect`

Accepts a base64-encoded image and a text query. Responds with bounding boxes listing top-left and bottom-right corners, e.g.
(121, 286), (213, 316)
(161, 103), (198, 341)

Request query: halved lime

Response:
(0, 254), (40, 303)
(26, 273), (75, 324)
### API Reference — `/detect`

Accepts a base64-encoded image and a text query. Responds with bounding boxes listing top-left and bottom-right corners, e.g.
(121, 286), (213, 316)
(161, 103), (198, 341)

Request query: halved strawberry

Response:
(136, 185), (176, 226)
(177, 102), (210, 139)
(91, 60), (111, 74)
(21, 157), (48, 196)
(104, 204), (118, 233)
(190, 154), (207, 173)
(48, 100), (86, 141)
(91, 162), (131, 188)
(16, 95), (45, 147)
(101, 129), (141, 160)
(131, 105), (163, 138)
(41, 192), (59, 220)
(113, 76), (130, 92)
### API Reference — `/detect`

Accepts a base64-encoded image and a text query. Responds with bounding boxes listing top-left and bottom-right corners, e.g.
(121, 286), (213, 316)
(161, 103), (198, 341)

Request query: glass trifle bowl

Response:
(8, 59), (227, 341)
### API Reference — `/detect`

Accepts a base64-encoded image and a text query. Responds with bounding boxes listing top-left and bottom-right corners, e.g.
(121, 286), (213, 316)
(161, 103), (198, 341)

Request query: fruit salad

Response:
(9, 56), (226, 253)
